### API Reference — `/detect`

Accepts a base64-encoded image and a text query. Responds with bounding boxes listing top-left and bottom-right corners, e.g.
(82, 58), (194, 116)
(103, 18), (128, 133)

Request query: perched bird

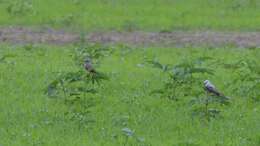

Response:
(204, 80), (230, 100)
(84, 58), (108, 84)
(204, 80), (222, 96)
(84, 58), (96, 73)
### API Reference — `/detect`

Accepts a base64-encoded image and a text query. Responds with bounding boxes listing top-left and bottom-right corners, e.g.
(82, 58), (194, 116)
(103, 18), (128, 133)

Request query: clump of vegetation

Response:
(46, 71), (97, 125)
(229, 0), (258, 10)
(54, 14), (77, 26)
(0, 54), (16, 64)
(45, 43), (111, 126)
(48, 14), (75, 27)
(148, 56), (233, 120)
(148, 56), (214, 101)
(122, 20), (139, 32)
(71, 0), (81, 5)
(6, 0), (34, 16)
(223, 58), (260, 101)
(73, 43), (113, 67)
(191, 90), (231, 121)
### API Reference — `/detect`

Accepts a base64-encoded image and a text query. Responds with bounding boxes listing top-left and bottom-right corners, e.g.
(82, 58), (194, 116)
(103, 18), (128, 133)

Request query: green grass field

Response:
(1, 45), (260, 146)
(0, 0), (260, 31)
(1, 0), (260, 145)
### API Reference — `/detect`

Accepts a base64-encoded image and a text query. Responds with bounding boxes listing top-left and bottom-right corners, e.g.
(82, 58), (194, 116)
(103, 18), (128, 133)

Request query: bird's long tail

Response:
(219, 94), (231, 105)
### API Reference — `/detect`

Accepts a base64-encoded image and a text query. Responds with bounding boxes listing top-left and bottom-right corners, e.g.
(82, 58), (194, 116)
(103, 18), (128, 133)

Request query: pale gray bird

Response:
(204, 80), (222, 96)
(204, 80), (231, 101)
(84, 58), (96, 73)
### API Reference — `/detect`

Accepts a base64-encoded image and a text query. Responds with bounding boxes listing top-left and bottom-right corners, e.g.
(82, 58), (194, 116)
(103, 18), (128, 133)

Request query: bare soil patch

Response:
(0, 26), (260, 48)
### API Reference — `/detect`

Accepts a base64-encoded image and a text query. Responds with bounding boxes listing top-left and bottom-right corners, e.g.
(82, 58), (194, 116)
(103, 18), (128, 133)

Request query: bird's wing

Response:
(206, 84), (221, 96)
(85, 63), (96, 72)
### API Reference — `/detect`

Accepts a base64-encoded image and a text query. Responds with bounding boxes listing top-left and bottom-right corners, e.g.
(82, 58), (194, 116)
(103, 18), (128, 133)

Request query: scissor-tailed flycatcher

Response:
(84, 58), (96, 73)
(203, 80), (231, 100)
(204, 80), (223, 96)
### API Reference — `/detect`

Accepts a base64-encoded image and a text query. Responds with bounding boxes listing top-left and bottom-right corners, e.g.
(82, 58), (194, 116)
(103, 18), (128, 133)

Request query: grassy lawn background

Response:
(0, 45), (260, 146)
(1, 0), (260, 145)
(0, 0), (260, 31)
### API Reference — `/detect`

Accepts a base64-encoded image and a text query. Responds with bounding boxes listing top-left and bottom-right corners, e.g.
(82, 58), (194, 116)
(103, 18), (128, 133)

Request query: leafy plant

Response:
(6, 0), (34, 16)
(148, 57), (214, 101)
(223, 58), (260, 101)
(146, 59), (170, 72)
(45, 43), (111, 126)
(45, 68), (108, 125)
(71, 0), (81, 5)
(73, 43), (113, 67)
(49, 13), (79, 27)
(191, 92), (230, 121)
(0, 54), (16, 64)
(122, 20), (139, 32)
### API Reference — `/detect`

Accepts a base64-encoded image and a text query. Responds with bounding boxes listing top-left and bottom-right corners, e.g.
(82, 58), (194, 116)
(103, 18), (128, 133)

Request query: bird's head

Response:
(204, 80), (210, 85)
(84, 58), (91, 63)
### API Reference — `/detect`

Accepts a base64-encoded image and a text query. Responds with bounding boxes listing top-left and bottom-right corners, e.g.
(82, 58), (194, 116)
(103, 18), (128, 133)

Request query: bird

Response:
(84, 58), (96, 73)
(204, 80), (221, 96)
(83, 58), (108, 84)
(204, 80), (230, 100)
